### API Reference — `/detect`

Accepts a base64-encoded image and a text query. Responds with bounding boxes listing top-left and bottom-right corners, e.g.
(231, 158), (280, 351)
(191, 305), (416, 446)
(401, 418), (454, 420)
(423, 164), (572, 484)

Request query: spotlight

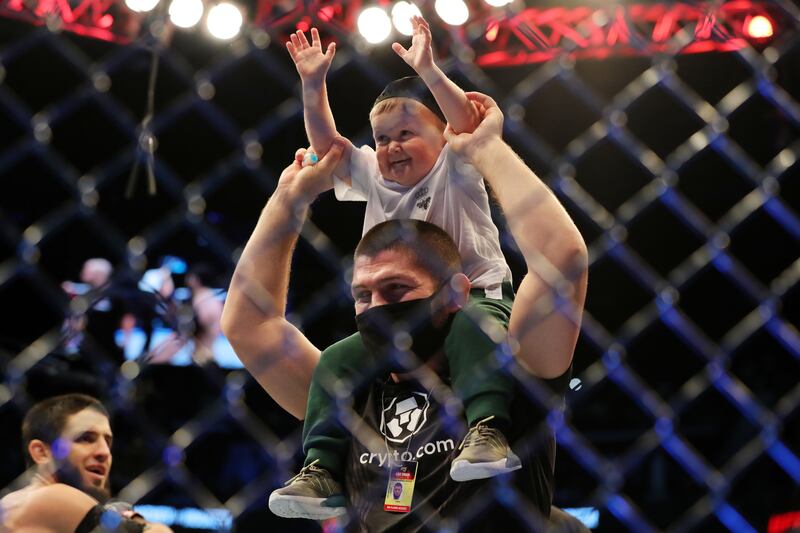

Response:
(484, 0), (512, 6)
(125, 0), (159, 13)
(207, 2), (243, 40)
(357, 6), (392, 44)
(168, 0), (204, 28)
(485, 20), (499, 42)
(391, 1), (422, 36)
(744, 14), (774, 39)
(435, 0), (469, 26)
(317, 5), (335, 22)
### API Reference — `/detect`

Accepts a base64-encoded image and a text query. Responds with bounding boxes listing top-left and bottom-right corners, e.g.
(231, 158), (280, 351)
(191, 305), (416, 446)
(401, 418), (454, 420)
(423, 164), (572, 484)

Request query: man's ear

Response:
(28, 439), (52, 465)
(444, 273), (471, 312)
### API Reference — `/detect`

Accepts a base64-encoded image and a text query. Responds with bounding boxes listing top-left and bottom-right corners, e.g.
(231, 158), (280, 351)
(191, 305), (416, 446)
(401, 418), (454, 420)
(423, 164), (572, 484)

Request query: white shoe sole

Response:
(449, 456), (523, 482)
(268, 493), (347, 520)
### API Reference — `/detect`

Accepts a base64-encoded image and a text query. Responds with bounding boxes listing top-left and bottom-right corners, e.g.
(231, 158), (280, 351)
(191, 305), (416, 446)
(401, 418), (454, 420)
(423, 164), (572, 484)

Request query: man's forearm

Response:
(469, 137), (586, 271)
(302, 80), (338, 155)
(223, 181), (309, 332)
(419, 66), (478, 134)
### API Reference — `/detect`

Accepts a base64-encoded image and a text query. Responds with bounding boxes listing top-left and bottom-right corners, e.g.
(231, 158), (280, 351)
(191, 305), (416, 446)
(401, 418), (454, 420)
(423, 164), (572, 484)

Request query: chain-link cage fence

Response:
(1, 0), (799, 531)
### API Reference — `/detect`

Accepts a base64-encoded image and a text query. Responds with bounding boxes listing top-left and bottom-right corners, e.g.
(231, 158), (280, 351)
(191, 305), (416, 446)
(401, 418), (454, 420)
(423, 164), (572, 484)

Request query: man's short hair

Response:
(355, 220), (462, 284)
(21, 394), (109, 467)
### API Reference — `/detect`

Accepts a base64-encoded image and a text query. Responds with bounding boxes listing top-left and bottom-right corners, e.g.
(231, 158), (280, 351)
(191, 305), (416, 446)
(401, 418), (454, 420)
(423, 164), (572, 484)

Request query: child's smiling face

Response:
(370, 98), (446, 187)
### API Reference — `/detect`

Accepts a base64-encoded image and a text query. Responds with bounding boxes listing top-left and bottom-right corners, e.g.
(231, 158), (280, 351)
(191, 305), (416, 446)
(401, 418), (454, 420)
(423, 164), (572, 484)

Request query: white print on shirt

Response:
(380, 392), (430, 444)
(358, 440), (456, 467)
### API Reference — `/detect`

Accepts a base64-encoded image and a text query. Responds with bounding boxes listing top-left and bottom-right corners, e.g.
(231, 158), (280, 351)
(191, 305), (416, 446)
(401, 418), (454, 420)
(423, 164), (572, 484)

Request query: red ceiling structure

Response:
(0, 0), (791, 63)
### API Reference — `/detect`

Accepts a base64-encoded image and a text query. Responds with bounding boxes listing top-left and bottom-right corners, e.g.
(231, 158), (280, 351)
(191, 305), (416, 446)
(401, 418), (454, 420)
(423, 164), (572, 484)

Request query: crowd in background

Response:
(51, 256), (241, 399)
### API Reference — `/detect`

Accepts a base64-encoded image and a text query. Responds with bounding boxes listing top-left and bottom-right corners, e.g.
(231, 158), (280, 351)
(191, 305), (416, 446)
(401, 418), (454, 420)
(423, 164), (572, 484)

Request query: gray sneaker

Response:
(268, 460), (347, 520)
(449, 416), (522, 482)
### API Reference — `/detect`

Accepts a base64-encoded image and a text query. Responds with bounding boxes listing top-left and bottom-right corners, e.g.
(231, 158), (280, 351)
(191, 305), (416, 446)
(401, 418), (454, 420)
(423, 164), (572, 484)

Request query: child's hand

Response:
(287, 27), (336, 84)
(392, 16), (435, 77)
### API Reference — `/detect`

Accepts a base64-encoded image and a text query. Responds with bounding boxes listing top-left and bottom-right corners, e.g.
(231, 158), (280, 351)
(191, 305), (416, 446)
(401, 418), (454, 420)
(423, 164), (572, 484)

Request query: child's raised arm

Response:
(392, 16), (479, 134)
(287, 28), (352, 178)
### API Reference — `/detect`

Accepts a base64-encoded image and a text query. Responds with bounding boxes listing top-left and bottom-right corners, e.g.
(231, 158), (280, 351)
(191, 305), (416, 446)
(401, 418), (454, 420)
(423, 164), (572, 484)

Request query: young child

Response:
(269, 17), (519, 520)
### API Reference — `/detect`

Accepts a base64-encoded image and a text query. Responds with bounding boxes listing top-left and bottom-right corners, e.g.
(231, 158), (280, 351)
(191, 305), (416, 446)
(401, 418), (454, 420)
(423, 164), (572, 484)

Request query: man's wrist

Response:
(466, 136), (505, 168)
(273, 178), (314, 209)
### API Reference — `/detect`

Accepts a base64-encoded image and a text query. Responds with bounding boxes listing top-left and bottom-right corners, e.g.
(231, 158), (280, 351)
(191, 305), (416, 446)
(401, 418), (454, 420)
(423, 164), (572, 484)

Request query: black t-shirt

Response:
(342, 358), (571, 532)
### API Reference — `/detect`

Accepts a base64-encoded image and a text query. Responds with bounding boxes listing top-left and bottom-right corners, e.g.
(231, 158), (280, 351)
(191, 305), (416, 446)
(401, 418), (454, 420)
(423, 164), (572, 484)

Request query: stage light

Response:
(744, 14), (774, 39)
(484, 0), (512, 6)
(207, 2), (243, 40)
(318, 5), (335, 22)
(168, 0), (204, 28)
(435, 0), (469, 26)
(125, 0), (159, 13)
(485, 20), (499, 41)
(357, 6), (392, 43)
(391, 1), (422, 36)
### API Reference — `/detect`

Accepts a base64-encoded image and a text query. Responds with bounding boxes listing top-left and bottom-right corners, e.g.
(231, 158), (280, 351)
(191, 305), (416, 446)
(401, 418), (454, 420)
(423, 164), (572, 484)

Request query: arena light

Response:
(125, 0), (160, 13)
(391, 1), (422, 36)
(168, 0), (204, 28)
(357, 6), (392, 43)
(484, 0), (512, 6)
(485, 19), (499, 41)
(206, 2), (243, 40)
(744, 14), (774, 39)
(435, 0), (469, 26)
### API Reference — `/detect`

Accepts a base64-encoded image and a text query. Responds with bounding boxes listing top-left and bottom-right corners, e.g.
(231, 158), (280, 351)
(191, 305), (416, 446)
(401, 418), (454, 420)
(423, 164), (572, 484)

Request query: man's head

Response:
(352, 220), (469, 316)
(22, 394), (113, 500)
(370, 77), (447, 187)
(80, 258), (113, 289)
(186, 263), (216, 291)
(392, 482), (403, 499)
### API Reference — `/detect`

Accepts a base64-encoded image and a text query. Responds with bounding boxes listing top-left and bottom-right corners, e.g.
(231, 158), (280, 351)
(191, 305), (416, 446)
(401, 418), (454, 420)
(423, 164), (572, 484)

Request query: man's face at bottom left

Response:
(54, 408), (113, 499)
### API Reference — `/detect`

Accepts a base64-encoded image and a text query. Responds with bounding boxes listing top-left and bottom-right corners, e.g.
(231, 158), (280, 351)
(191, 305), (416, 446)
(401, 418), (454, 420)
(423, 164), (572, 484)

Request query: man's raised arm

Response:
(445, 93), (588, 379)
(221, 141), (345, 419)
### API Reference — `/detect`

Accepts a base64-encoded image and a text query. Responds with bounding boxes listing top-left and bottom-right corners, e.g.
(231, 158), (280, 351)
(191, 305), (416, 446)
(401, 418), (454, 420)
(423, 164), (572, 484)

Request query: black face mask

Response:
(355, 291), (454, 372)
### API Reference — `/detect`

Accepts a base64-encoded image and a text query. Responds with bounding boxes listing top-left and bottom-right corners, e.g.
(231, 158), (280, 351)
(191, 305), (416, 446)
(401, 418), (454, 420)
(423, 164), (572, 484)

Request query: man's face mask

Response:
(355, 285), (455, 371)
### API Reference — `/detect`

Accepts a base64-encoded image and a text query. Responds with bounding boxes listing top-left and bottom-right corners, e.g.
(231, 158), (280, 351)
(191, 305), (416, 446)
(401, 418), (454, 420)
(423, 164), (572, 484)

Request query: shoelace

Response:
(284, 459), (325, 486)
(458, 415), (498, 450)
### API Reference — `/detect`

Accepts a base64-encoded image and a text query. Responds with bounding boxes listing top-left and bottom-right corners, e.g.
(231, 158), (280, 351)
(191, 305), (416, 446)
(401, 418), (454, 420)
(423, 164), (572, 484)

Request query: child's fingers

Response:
(392, 42), (407, 57)
(311, 27), (321, 48)
(289, 32), (300, 49)
(286, 41), (296, 58)
(297, 29), (310, 48)
(325, 42), (336, 59)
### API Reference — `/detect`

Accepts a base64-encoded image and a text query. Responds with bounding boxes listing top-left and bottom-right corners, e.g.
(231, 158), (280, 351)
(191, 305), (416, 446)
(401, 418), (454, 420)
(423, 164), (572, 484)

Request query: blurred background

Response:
(0, 0), (798, 531)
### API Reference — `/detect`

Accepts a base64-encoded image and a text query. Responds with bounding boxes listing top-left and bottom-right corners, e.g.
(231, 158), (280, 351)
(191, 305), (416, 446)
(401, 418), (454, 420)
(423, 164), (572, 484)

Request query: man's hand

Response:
(287, 28), (336, 85)
(392, 16), (435, 78)
(444, 91), (504, 160)
(279, 137), (346, 203)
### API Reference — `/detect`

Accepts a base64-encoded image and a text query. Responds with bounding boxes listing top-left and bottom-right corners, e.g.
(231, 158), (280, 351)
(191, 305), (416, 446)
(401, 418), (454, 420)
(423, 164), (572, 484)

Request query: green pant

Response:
(303, 283), (515, 479)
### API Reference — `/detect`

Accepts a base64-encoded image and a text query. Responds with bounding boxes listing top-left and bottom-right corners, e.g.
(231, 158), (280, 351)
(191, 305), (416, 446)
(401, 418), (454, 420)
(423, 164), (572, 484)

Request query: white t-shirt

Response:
(333, 144), (512, 289)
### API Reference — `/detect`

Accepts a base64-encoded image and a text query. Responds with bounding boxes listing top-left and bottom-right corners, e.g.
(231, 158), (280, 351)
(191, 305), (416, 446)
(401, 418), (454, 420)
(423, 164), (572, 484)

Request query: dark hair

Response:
(373, 76), (446, 124)
(188, 262), (217, 287)
(21, 394), (109, 467)
(355, 220), (462, 284)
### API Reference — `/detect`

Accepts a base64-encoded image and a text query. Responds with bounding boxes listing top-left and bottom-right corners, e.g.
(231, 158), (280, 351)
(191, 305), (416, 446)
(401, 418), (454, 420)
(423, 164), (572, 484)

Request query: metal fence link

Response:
(1, 1), (799, 531)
